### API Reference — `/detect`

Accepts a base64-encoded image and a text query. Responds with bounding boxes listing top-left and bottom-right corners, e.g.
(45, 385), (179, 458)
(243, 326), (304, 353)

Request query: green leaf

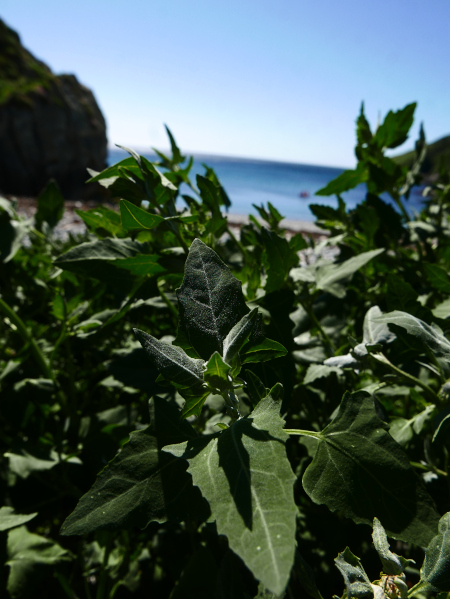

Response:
(54, 238), (148, 284)
(374, 103), (416, 150)
(76, 206), (125, 236)
(120, 199), (164, 231)
(7, 526), (72, 597)
(418, 512), (450, 593)
(302, 391), (440, 546)
(0, 507), (37, 532)
(315, 249), (385, 298)
(353, 305), (396, 357)
(240, 337), (288, 364)
(386, 275), (424, 316)
(334, 547), (373, 599)
(165, 386), (297, 595)
(244, 370), (269, 406)
(34, 179), (64, 231)
(134, 328), (205, 393)
(0, 213), (29, 263)
(356, 102), (372, 146)
(293, 551), (324, 599)
(5, 449), (80, 479)
(372, 517), (412, 575)
(175, 239), (249, 360)
(223, 308), (259, 364)
(261, 228), (298, 293)
(374, 311), (450, 362)
(113, 254), (166, 276)
(432, 299), (450, 320)
(315, 164), (368, 196)
(303, 364), (343, 385)
(61, 397), (207, 535)
(424, 263), (450, 294)
(203, 351), (231, 393)
(165, 124), (185, 165)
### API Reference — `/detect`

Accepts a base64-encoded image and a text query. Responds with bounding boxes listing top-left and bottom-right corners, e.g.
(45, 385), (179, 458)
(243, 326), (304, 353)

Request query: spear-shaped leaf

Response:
(60, 398), (208, 535)
(203, 352), (231, 393)
(302, 391), (440, 547)
(223, 308), (259, 364)
(372, 518), (412, 575)
(120, 199), (164, 230)
(164, 385), (297, 595)
(134, 328), (204, 392)
(175, 239), (248, 360)
(335, 547), (373, 599)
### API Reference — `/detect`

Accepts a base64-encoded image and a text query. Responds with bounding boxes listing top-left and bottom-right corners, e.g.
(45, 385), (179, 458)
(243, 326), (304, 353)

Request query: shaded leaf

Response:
(418, 512), (450, 593)
(261, 228), (298, 293)
(302, 391), (440, 546)
(424, 263), (450, 295)
(175, 239), (248, 360)
(240, 337), (287, 364)
(61, 398), (207, 535)
(35, 179), (64, 231)
(334, 547), (373, 599)
(134, 329), (205, 392)
(374, 311), (450, 362)
(204, 352), (231, 393)
(7, 526), (72, 597)
(375, 103), (416, 150)
(0, 507), (37, 532)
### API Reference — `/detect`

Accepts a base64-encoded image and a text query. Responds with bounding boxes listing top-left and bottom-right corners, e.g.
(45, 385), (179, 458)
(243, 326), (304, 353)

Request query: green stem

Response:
(372, 353), (439, 403)
(300, 297), (336, 352)
(0, 297), (69, 413)
(226, 225), (249, 261)
(157, 279), (178, 319)
(410, 461), (447, 478)
(285, 429), (322, 439)
(407, 580), (430, 598)
(96, 535), (113, 599)
(0, 297), (52, 380)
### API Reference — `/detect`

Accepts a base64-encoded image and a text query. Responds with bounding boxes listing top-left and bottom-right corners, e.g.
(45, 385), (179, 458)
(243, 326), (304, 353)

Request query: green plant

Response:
(1, 105), (450, 598)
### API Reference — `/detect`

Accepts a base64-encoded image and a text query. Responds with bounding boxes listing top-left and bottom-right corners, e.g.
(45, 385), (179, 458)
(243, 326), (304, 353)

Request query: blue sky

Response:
(2, 0), (449, 167)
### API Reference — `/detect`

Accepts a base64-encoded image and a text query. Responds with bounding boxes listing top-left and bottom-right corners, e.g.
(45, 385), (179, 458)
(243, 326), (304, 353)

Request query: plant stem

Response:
(0, 296), (69, 412)
(96, 535), (113, 599)
(372, 352), (439, 403)
(0, 297), (52, 379)
(157, 279), (178, 318)
(410, 460), (447, 478)
(300, 297), (336, 352)
(285, 429), (322, 439)
(407, 580), (430, 598)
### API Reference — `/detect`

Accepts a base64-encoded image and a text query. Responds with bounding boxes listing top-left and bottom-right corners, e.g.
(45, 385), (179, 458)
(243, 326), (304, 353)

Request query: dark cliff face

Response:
(0, 19), (107, 198)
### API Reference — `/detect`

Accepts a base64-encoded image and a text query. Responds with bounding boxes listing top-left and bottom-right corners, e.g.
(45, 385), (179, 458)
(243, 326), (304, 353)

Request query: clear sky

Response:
(2, 0), (449, 167)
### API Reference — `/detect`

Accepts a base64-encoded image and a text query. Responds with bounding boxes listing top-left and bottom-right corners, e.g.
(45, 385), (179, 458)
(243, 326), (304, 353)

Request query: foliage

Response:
(1, 106), (450, 599)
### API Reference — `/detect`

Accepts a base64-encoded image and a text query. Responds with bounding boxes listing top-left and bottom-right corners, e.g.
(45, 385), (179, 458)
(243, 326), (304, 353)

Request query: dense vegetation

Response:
(1, 104), (450, 599)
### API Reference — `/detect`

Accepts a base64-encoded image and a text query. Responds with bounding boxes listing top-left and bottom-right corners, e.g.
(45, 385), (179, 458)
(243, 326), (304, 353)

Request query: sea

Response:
(108, 148), (425, 222)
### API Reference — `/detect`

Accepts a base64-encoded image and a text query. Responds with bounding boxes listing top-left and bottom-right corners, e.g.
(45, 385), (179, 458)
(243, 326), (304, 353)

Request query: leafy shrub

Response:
(1, 107), (450, 598)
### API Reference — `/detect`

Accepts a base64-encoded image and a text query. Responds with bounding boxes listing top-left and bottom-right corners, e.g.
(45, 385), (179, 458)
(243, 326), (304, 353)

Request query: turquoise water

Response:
(108, 149), (424, 221)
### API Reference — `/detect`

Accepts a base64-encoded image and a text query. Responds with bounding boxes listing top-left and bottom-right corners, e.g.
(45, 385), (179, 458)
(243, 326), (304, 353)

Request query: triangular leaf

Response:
(164, 386), (297, 595)
(223, 308), (259, 364)
(302, 391), (440, 546)
(61, 398), (207, 535)
(120, 199), (164, 230)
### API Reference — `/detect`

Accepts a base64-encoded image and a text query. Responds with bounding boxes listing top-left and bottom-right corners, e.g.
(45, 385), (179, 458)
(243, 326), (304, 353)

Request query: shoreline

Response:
(9, 196), (327, 240)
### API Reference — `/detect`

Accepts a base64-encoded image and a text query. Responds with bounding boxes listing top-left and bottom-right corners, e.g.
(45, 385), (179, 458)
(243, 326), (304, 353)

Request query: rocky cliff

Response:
(0, 19), (107, 198)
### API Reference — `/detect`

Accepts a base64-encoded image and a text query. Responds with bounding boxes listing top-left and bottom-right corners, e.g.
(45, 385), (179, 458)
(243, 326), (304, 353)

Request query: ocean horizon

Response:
(108, 148), (424, 222)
